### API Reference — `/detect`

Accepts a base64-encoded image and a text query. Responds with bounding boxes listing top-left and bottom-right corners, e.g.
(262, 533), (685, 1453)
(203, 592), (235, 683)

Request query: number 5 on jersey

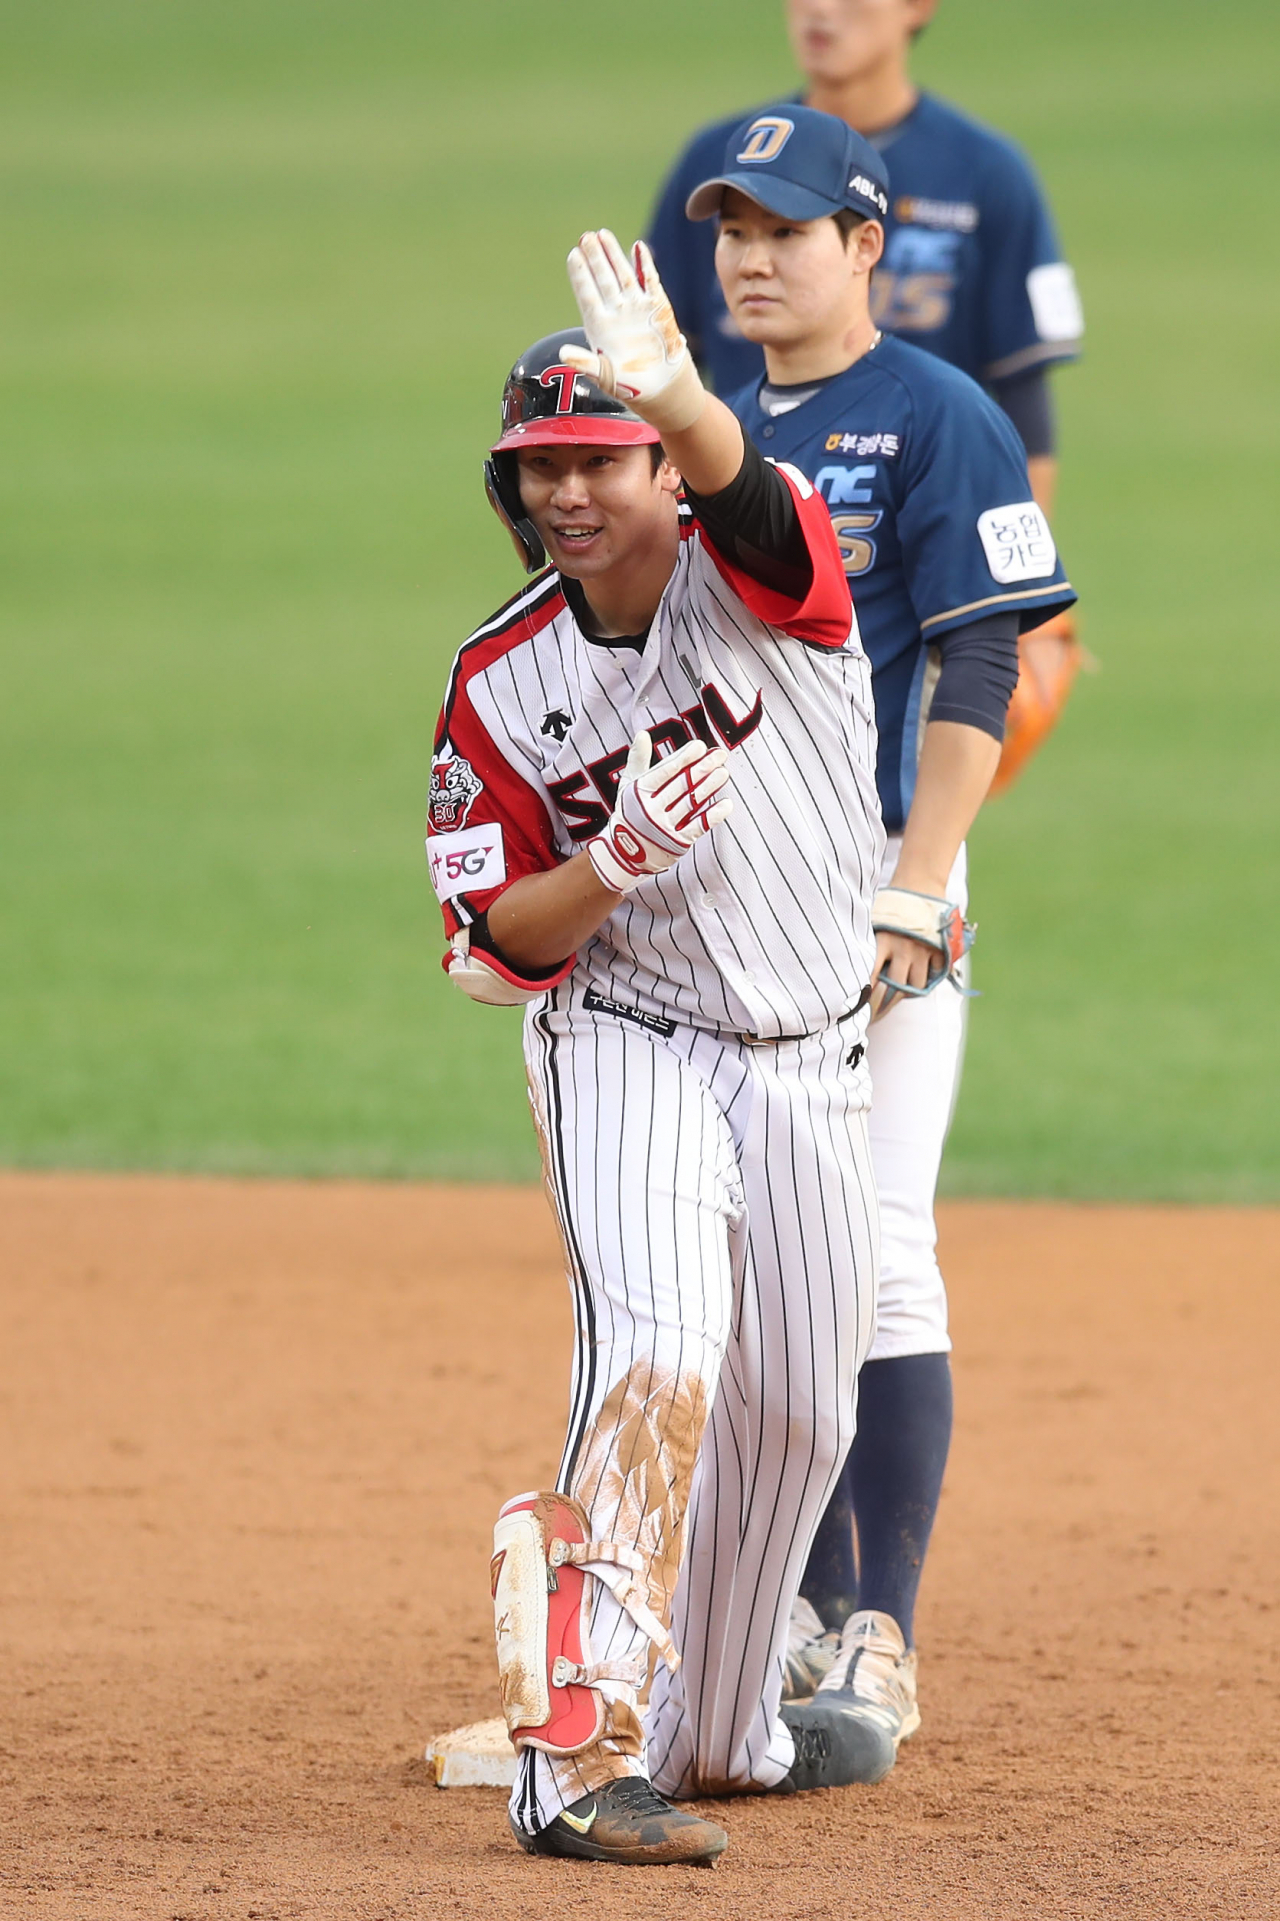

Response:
(830, 511), (881, 578)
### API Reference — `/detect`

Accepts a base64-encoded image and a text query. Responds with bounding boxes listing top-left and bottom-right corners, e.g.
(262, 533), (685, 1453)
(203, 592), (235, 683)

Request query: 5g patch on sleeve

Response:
(977, 502), (1057, 583)
(428, 822), (508, 904)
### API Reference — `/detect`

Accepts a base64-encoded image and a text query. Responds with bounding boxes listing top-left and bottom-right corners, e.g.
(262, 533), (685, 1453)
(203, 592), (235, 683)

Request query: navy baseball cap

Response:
(686, 105), (890, 225)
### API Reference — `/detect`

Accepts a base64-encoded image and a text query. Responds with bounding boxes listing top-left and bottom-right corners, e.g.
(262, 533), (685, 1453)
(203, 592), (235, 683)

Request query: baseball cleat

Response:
(781, 1594), (841, 1703)
(510, 1776), (729, 1866)
(809, 1608), (920, 1777)
(778, 1697), (897, 1789)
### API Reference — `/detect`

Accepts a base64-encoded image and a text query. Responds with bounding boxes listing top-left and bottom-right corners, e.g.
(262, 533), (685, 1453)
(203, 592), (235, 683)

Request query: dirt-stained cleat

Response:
(818, 1609), (919, 1752)
(778, 1696), (897, 1789)
(511, 1776), (729, 1866)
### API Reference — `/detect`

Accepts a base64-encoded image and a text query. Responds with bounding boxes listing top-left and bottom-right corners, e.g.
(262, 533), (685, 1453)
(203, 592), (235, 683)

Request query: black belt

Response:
(582, 984), (871, 1047)
(728, 983), (872, 1046)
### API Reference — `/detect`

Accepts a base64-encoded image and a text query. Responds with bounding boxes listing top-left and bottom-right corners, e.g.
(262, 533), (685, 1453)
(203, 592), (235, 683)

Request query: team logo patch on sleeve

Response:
(429, 751), (483, 831)
(977, 503), (1058, 583)
(427, 821), (507, 904)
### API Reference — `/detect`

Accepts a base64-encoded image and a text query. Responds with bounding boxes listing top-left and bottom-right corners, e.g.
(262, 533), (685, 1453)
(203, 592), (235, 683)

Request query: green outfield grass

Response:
(2, 0), (1276, 1196)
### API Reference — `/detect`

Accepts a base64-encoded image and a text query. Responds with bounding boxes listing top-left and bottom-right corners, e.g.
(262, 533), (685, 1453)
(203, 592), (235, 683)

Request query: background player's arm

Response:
(990, 364), (1058, 515)
(980, 145), (1081, 517)
(891, 719), (1000, 898)
(1026, 457), (1055, 518)
(870, 608), (1021, 1017)
(870, 721), (999, 1017)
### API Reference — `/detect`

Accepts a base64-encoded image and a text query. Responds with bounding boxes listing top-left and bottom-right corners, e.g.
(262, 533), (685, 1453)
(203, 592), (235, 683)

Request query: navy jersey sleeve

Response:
(896, 372), (1076, 638)
(977, 136), (1083, 381)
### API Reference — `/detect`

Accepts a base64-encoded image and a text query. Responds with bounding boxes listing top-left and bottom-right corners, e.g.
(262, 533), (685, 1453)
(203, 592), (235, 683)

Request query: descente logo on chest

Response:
(549, 682), (764, 842)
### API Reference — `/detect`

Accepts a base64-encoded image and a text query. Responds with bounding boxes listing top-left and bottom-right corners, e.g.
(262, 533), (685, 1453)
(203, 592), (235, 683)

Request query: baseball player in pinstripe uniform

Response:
(428, 231), (890, 1864)
(684, 105), (1076, 1776)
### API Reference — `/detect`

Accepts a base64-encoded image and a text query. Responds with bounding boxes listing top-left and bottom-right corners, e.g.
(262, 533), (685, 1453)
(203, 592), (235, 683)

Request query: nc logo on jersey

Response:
(886, 227), (960, 275)
(737, 116), (794, 164)
(429, 751), (483, 833)
(814, 463), (876, 507)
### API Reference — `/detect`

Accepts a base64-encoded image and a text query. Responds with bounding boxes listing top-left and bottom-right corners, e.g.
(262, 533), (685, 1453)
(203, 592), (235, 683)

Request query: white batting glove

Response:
(561, 230), (706, 437)
(588, 730), (733, 895)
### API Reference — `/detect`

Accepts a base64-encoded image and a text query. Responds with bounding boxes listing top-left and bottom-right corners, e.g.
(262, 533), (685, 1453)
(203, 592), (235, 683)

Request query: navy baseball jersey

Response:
(729, 335), (1075, 830)
(650, 91), (1083, 396)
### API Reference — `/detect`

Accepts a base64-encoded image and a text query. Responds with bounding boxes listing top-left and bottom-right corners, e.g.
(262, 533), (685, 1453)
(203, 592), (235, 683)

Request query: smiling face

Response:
(787, 0), (937, 88)
(515, 442), (682, 582)
(715, 189), (882, 357)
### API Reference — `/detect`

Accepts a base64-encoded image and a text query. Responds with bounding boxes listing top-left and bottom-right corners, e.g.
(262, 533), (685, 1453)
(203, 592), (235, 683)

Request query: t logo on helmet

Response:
(538, 365), (581, 413)
(737, 116), (795, 164)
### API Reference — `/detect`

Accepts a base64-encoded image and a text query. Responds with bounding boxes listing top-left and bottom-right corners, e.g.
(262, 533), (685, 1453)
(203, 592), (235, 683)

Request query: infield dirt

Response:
(2, 1174), (1277, 1919)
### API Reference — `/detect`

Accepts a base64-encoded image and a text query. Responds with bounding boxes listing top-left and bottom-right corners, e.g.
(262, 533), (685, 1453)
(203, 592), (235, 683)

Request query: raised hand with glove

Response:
(560, 229), (706, 436)
(560, 228), (748, 497)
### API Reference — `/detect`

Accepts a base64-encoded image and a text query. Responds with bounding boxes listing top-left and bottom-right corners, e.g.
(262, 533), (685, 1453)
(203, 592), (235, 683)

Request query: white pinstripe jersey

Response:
(428, 472), (885, 1040)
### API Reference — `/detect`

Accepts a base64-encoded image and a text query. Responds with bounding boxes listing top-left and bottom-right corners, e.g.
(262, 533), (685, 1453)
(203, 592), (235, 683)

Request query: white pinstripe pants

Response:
(513, 986), (879, 1829)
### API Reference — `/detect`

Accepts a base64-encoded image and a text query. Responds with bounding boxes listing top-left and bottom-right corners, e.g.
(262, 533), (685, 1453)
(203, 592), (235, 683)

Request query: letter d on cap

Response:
(737, 116), (795, 164)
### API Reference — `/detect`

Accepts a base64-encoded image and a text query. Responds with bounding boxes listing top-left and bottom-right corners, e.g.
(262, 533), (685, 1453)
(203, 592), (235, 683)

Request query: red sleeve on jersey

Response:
(428, 670), (575, 990)
(699, 464), (854, 649)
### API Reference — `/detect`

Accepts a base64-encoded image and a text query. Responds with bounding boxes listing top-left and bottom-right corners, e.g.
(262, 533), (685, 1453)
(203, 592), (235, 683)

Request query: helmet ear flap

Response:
(484, 456), (546, 575)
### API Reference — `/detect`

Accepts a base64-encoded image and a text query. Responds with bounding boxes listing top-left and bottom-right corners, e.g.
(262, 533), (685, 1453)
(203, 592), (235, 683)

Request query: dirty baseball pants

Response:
(509, 983), (879, 1834)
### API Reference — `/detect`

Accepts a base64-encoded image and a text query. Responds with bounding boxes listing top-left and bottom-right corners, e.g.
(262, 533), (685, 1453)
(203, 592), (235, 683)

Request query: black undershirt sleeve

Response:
(989, 363), (1056, 460)
(929, 611), (1020, 742)
(681, 434), (813, 599)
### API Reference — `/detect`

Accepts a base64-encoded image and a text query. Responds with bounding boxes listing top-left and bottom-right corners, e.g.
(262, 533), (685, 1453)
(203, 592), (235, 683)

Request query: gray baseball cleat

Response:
(510, 1776), (729, 1866)
(778, 1696), (898, 1788)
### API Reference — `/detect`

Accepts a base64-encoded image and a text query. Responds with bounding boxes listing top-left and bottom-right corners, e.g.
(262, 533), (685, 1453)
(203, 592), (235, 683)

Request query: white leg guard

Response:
(491, 1490), (679, 1758)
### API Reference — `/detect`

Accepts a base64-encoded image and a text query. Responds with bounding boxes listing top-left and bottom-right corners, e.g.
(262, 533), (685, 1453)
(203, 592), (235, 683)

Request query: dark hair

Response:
(650, 442), (666, 473)
(833, 208), (870, 245)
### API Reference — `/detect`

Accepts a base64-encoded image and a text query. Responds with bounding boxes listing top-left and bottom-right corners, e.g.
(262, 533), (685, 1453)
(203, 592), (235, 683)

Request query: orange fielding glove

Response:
(989, 609), (1083, 796)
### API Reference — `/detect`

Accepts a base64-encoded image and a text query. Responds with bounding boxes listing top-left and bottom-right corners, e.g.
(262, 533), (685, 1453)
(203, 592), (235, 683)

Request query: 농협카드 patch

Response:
(977, 503), (1057, 584)
(428, 822), (507, 903)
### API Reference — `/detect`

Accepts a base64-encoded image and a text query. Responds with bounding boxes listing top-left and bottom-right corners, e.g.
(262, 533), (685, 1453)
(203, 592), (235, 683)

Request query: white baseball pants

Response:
(510, 985), (879, 1832)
